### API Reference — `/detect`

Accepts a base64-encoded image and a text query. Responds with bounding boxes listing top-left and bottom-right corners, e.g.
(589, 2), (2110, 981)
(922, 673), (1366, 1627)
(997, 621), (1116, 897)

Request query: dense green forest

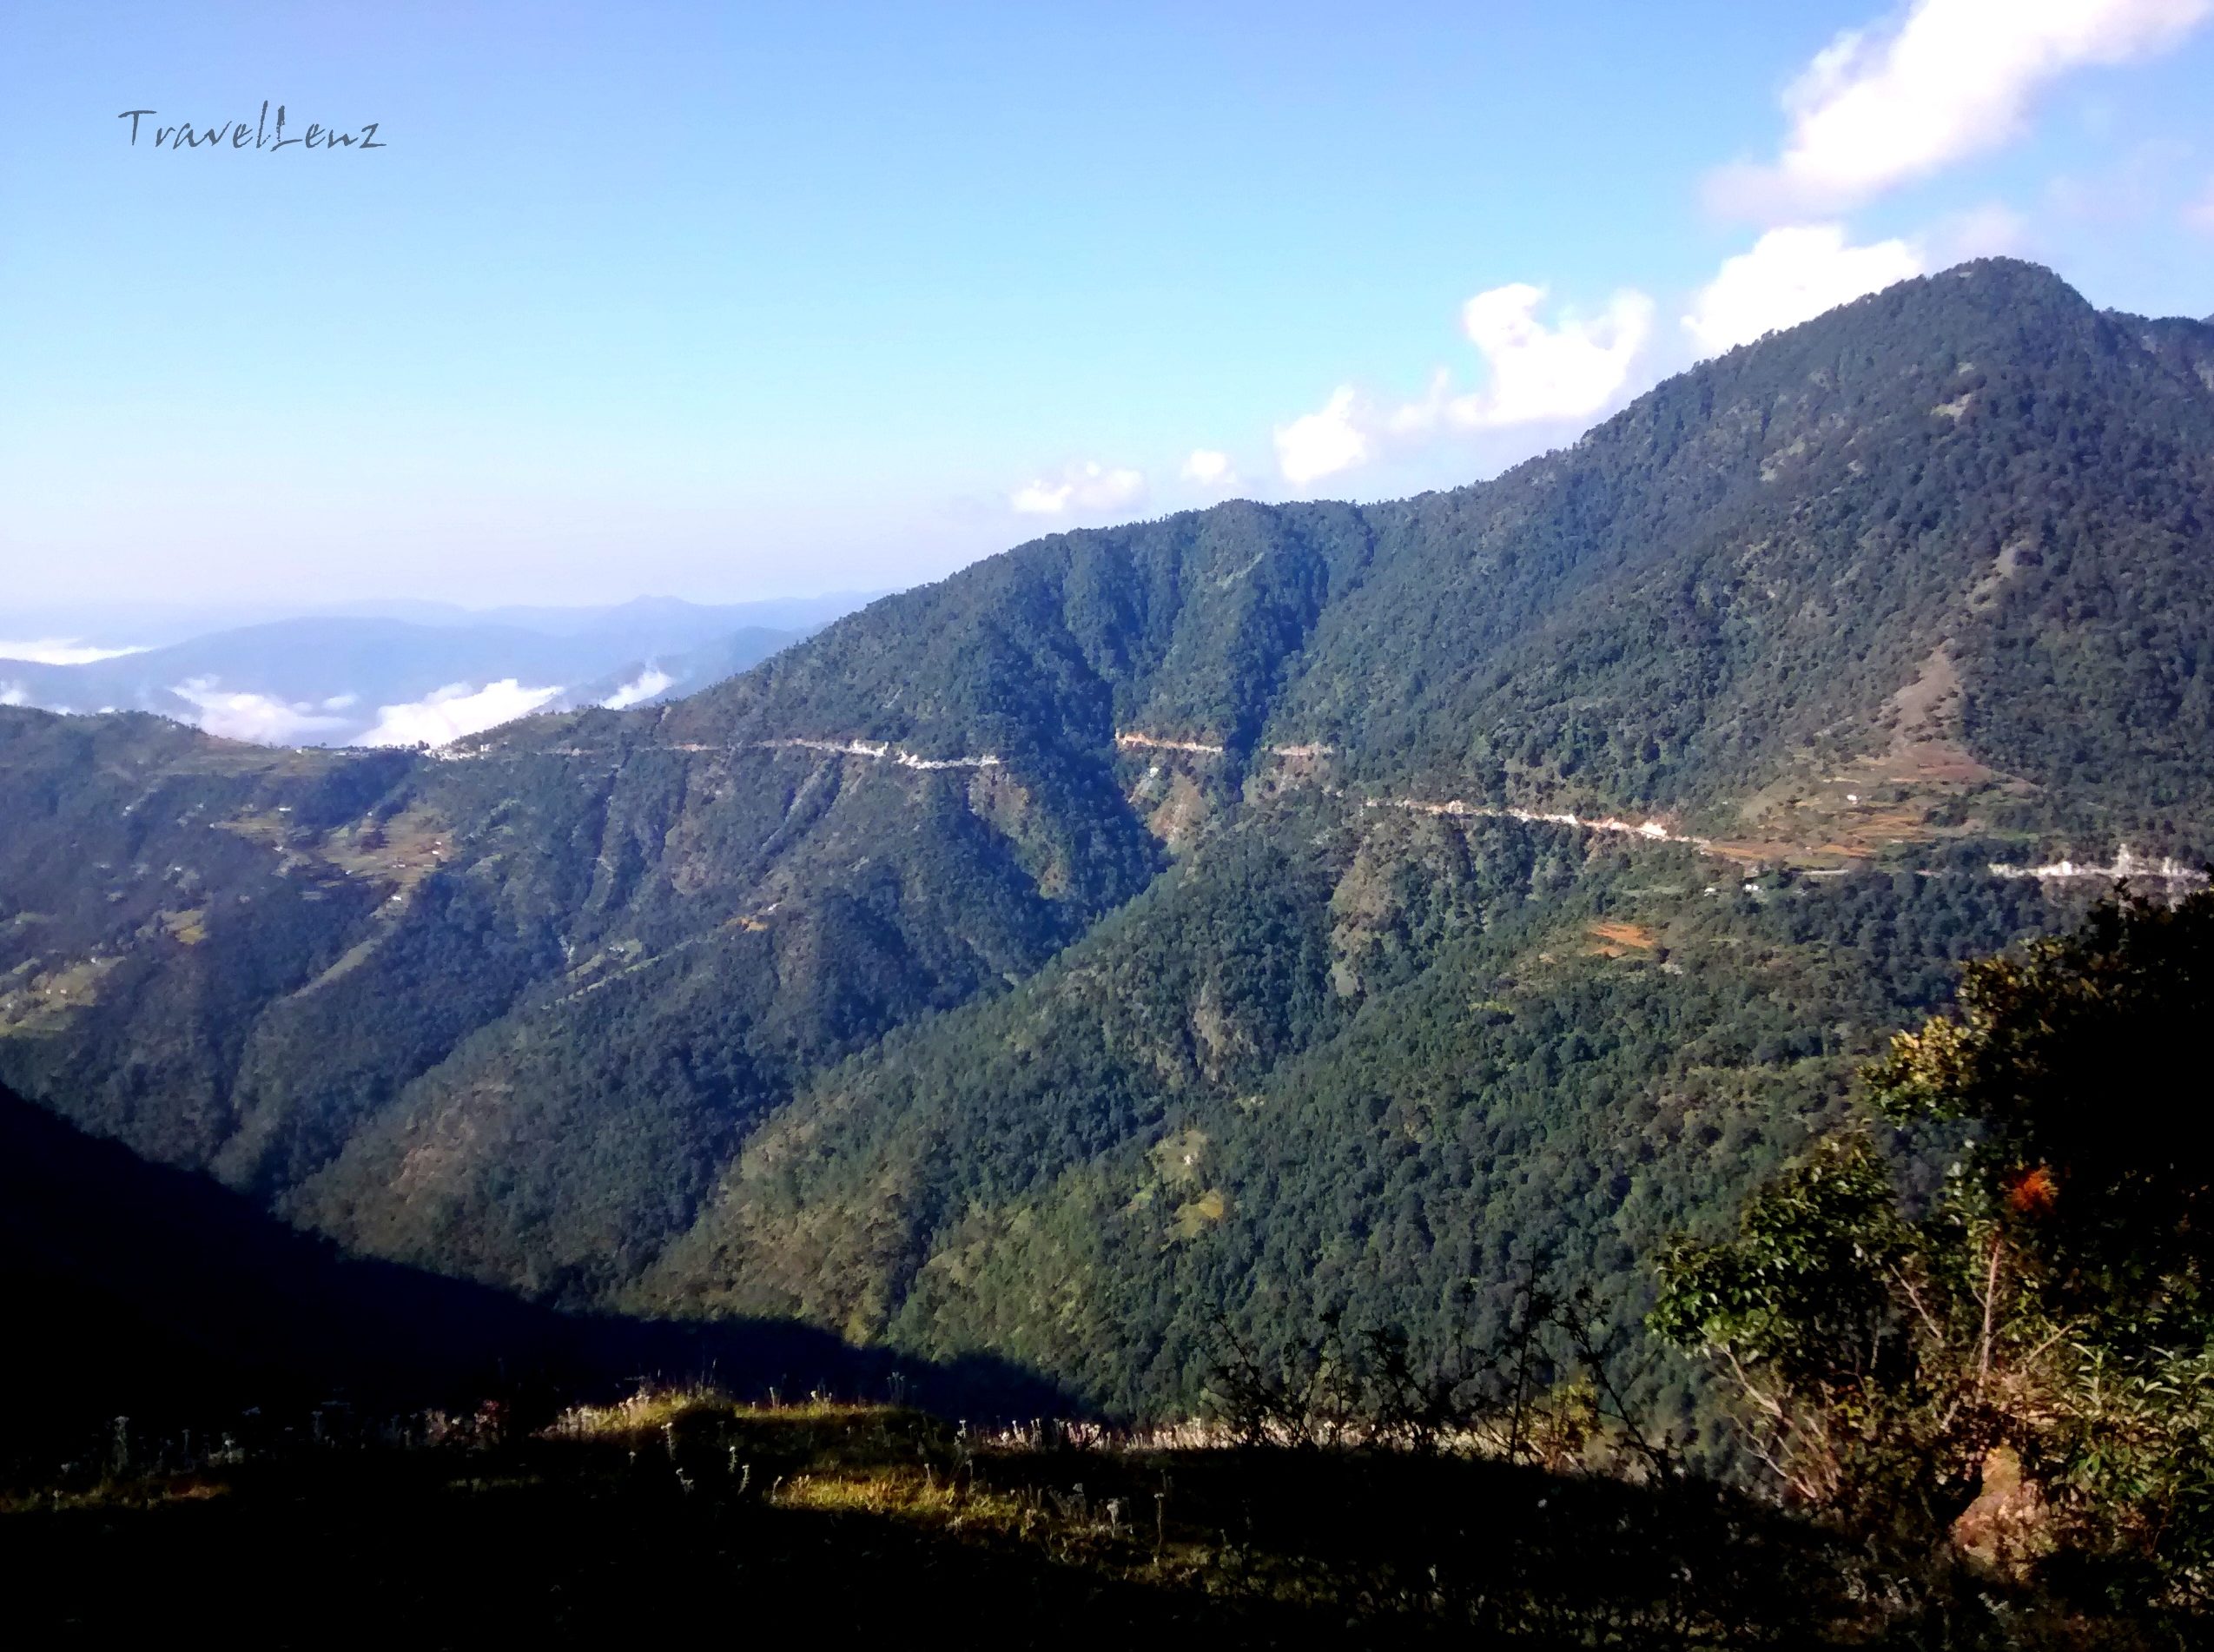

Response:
(636, 801), (2074, 1422)
(1, 259), (2210, 1432)
(14, 895), (2214, 1645)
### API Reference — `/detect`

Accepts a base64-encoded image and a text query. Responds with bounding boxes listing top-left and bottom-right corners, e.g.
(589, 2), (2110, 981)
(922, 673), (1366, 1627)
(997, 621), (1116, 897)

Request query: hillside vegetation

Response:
(1, 259), (2210, 1426)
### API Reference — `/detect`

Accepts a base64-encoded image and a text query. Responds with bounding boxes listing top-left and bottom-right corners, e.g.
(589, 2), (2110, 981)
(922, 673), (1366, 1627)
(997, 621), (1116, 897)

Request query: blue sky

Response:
(3, 1), (2211, 608)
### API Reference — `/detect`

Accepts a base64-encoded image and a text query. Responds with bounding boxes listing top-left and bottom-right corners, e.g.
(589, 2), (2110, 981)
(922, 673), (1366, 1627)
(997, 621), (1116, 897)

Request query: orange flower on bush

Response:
(2006, 1165), (2059, 1218)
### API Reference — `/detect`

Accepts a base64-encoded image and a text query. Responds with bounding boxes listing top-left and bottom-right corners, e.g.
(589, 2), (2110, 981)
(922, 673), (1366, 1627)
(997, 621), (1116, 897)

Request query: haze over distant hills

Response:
(0, 594), (876, 748)
(2, 261), (2209, 1424)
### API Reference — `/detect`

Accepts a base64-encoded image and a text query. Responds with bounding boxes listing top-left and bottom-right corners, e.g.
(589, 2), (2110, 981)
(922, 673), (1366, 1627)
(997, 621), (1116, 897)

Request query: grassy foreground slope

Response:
(0, 1390), (1976, 1649)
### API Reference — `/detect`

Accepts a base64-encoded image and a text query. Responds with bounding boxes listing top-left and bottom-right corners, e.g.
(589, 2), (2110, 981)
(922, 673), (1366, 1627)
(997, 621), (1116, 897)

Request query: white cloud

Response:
(1274, 386), (1372, 486)
(1682, 224), (1927, 357)
(0, 683), (26, 707)
(1393, 285), (1656, 433)
(1710, 0), (2211, 219)
(1180, 448), (1239, 491)
(1009, 460), (1147, 517)
(602, 666), (675, 710)
(1275, 286), (1655, 487)
(171, 679), (354, 745)
(360, 680), (562, 748)
(0, 638), (150, 666)
(166, 677), (560, 747)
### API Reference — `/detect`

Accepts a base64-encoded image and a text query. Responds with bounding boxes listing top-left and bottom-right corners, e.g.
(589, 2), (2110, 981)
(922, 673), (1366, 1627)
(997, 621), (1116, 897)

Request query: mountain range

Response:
(3, 260), (2209, 1424)
(0, 595), (871, 748)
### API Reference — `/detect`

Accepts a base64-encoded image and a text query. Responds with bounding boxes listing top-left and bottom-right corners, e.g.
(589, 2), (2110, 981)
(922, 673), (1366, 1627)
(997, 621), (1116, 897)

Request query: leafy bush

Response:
(1656, 890), (2214, 1615)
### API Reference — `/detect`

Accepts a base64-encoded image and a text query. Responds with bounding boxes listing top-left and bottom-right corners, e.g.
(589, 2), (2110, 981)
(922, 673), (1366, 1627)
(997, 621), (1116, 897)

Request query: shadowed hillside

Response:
(0, 1083), (1071, 1446)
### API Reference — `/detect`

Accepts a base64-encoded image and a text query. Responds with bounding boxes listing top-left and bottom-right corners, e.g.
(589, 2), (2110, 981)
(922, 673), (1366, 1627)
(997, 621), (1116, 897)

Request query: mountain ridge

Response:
(0, 611), (816, 747)
(3, 258), (2209, 1415)
(524, 259), (2214, 851)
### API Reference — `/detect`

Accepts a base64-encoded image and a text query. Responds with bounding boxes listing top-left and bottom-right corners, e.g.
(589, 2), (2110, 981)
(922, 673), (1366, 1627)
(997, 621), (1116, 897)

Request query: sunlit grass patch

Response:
(548, 1382), (733, 1438)
(550, 1382), (897, 1442)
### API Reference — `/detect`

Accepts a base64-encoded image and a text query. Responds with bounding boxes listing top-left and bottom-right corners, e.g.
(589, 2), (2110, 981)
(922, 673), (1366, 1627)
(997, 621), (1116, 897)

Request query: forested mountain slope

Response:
(635, 804), (2076, 1417)
(1, 260), (2209, 1414)
(1270, 265), (2214, 838)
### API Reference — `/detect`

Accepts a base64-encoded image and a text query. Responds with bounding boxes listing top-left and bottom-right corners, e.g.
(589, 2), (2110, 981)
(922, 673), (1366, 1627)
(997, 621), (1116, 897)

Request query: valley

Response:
(2, 260), (2211, 1430)
(21, 0), (2214, 1632)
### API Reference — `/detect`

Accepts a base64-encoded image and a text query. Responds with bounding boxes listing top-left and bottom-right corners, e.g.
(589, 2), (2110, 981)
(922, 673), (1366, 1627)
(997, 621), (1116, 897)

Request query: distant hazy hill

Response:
(2, 261), (2208, 1419)
(0, 591), (874, 652)
(358, 592), (876, 639)
(0, 597), (866, 746)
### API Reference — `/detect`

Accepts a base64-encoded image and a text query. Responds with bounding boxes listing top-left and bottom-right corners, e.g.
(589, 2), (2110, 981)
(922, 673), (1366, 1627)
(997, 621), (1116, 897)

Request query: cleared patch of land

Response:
(1586, 920), (1659, 957)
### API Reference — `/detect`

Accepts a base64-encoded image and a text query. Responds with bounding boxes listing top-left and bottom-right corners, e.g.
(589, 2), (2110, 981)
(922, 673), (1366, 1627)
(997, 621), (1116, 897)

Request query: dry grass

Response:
(3, 1386), (2076, 1642)
(0, 953), (125, 1034)
(1586, 920), (1658, 956)
(215, 800), (455, 896)
(155, 907), (209, 946)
